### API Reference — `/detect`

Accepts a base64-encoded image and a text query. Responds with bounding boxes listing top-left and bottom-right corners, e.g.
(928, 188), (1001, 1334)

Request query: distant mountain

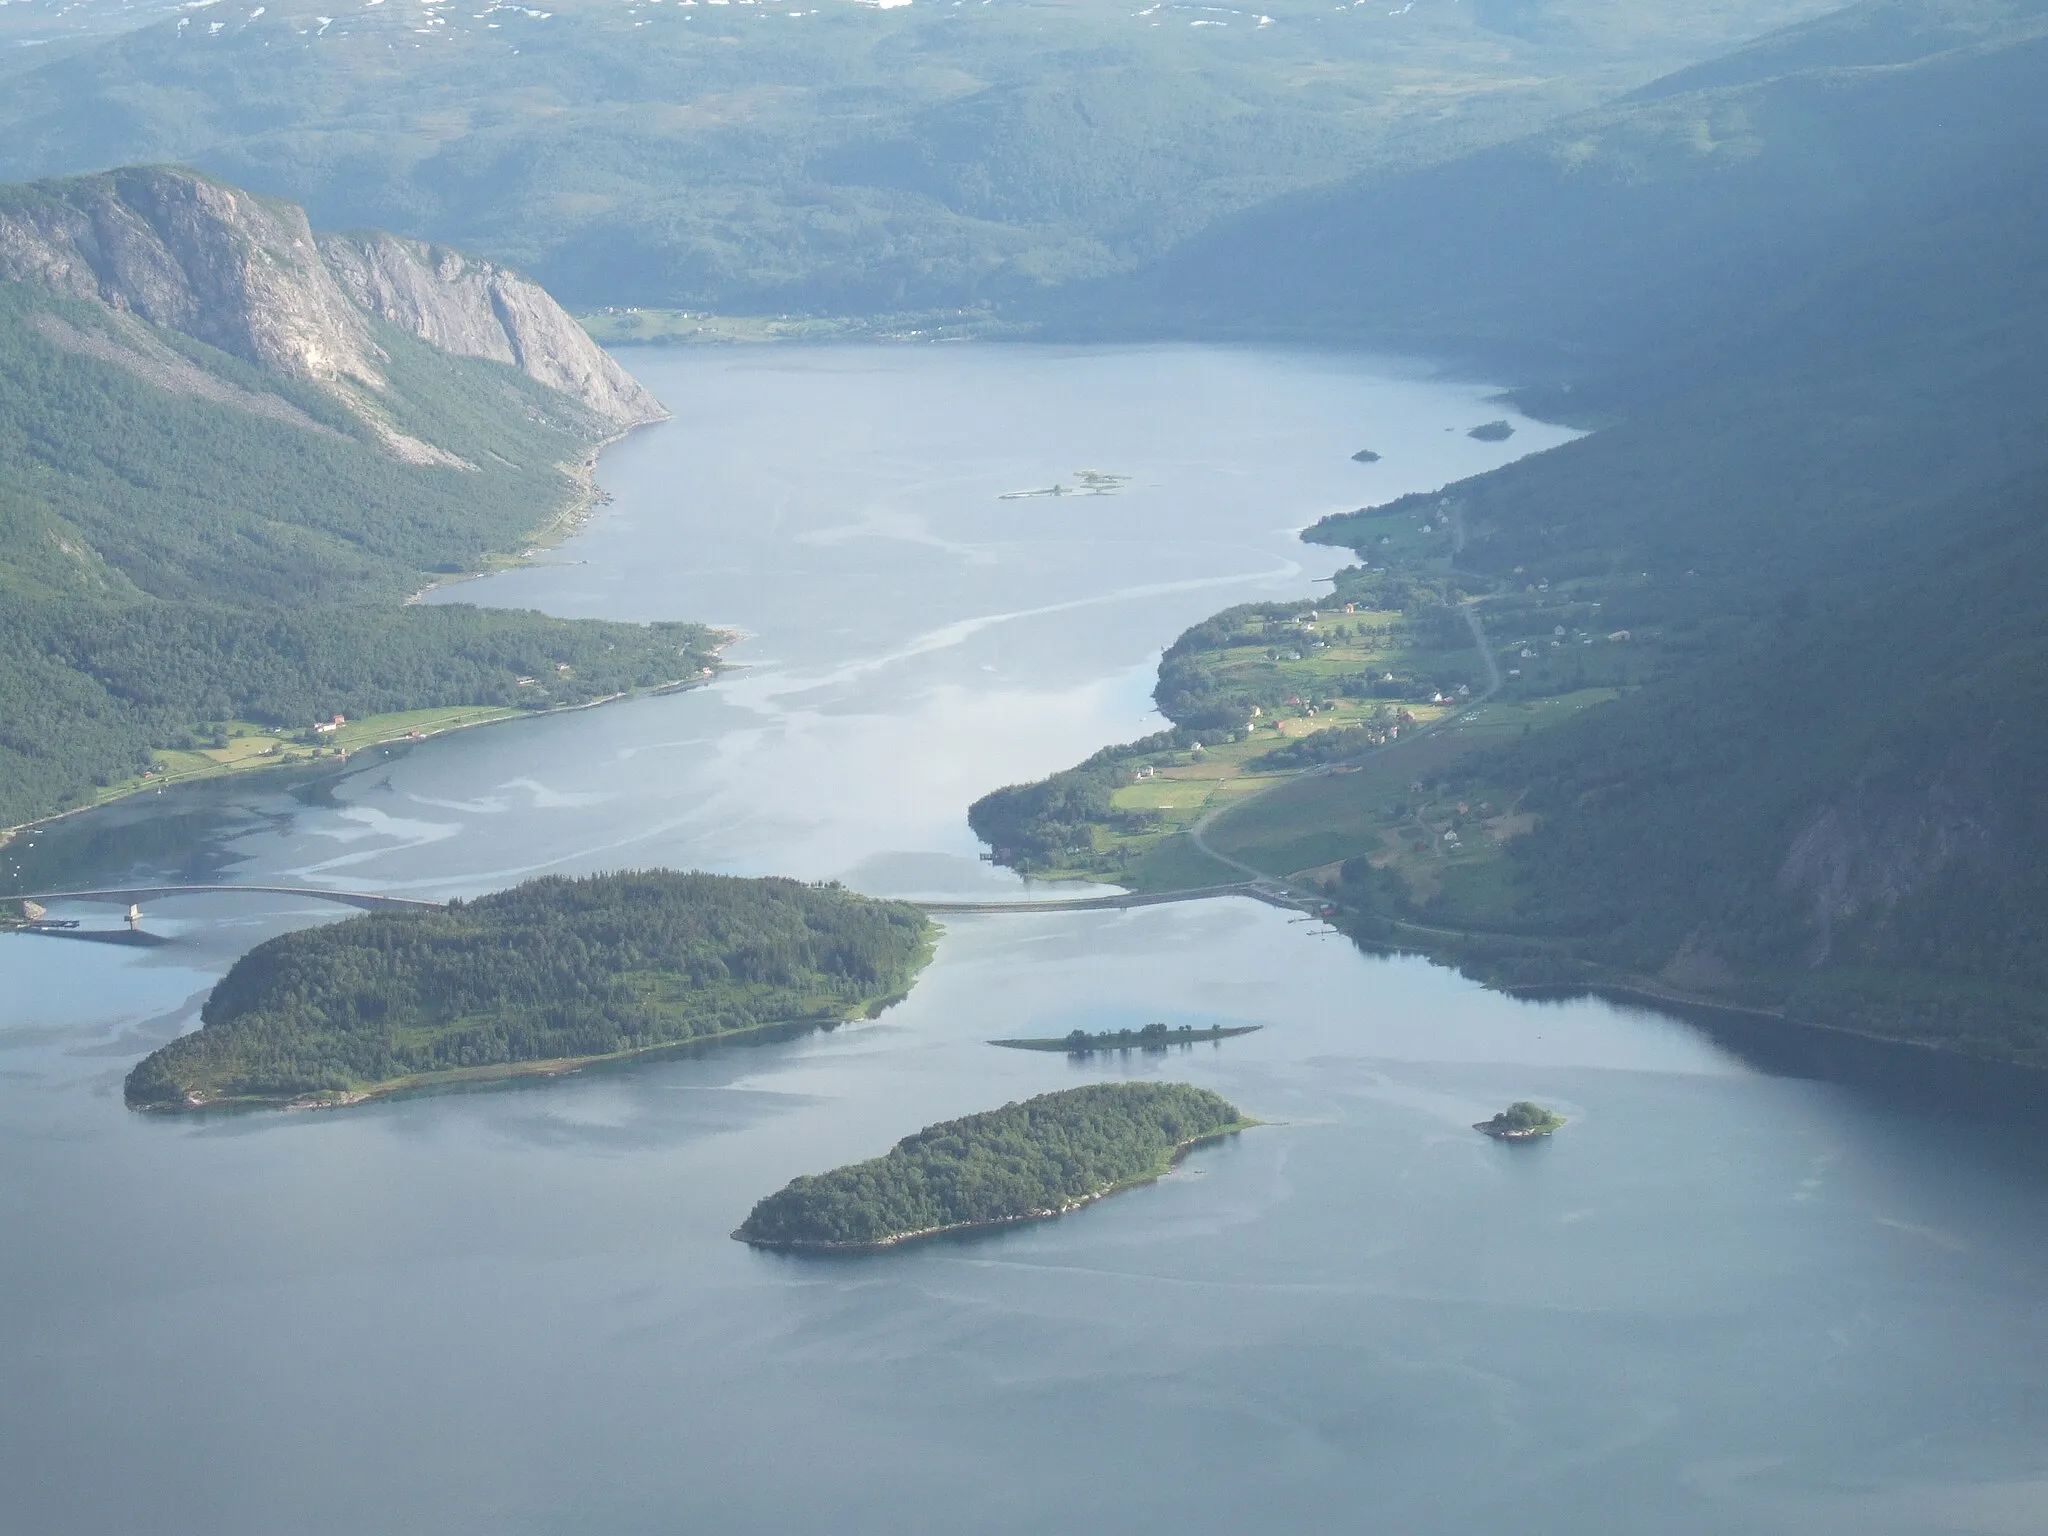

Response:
(1076, 0), (2048, 366)
(0, 0), (1837, 311)
(0, 168), (713, 834)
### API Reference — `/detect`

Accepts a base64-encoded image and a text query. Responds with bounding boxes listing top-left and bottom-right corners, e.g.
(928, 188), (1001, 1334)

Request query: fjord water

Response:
(6, 347), (2048, 1535)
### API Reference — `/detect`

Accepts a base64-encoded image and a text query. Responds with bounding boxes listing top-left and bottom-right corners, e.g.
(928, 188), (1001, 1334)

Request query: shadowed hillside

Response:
(1076, 0), (2048, 365)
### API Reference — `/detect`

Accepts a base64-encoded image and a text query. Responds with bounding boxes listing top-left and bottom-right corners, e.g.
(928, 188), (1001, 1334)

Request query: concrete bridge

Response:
(11, 884), (445, 914)
(11, 880), (1311, 920)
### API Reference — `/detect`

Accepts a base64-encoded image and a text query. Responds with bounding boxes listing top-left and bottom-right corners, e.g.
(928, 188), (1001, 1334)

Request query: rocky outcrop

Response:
(0, 165), (664, 436)
(1775, 758), (2003, 963)
(28, 310), (348, 440)
(319, 232), (665, 430)
(0, 167), (384, 387)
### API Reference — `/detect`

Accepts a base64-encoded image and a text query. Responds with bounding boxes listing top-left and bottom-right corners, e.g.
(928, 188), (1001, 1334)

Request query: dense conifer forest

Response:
(124, 872), (934, 1108)
(735, 1083), (1248, 1248)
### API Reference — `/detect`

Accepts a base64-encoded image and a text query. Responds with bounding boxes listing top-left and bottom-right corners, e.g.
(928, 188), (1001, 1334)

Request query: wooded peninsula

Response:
(734, 1082), (1250, 1250)
(123, 871), (934, 1111)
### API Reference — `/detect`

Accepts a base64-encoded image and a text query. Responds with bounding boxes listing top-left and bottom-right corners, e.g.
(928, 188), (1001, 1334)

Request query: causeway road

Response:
(8, 881), (1293, 921)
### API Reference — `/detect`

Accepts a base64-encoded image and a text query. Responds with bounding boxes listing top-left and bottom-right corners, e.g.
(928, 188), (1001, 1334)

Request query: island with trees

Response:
(1476, 1101), (1567, 1140)
(734, 1082), (1252, 1251)
(123, 871), (934, 1111)
(992, 1022), (1261, 1054)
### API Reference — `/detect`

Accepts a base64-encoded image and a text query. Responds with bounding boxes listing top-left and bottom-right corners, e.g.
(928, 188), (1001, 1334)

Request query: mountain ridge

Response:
(0, 167), (709, 834)
(0, 165), (665, 449)
(1056, 0), (2048, 369)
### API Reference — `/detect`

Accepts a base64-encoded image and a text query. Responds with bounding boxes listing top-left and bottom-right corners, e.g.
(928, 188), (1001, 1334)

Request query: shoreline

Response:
(1510, 973), (2048, 1071)
(990, 1025), (1261, 1053)
(1324, 905), (2048, 1089)
(733, 1120), (1258, 1252)
(3, 410), (716, 852)
(1474, 1119), (1564, 1141)
(134, 994), (912, 1116)
(405, 416), (660, 605)
(0, 662), (730, 852)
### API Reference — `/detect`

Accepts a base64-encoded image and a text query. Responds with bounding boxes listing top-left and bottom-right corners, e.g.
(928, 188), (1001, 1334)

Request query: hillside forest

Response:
(980, 2), (2048, 1065)
(0, 193), (718, 832)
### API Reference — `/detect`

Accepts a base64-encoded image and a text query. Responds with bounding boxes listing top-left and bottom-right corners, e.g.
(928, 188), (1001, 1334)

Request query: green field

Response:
(56, 681), (730, 833)
(969, 590), (1485, 883)
(92, 705), (533, 814)
(1204, 688), (1621, 887)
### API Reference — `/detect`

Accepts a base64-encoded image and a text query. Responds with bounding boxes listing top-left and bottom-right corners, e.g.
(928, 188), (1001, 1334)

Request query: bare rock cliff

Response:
(320, 232), (665, 430)
(0, 166), (383, 386)
(0, 165), (664, 431)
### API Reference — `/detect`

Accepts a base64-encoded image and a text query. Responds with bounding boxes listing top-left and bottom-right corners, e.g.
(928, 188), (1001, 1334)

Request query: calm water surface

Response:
(5, 347), (2048, 1536)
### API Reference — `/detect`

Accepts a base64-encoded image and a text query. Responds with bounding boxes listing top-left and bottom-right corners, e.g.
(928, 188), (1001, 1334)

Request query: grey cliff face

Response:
(319, 232), (666, 429)
(0, 165), (664, 431)
(0, 167), (383, 386)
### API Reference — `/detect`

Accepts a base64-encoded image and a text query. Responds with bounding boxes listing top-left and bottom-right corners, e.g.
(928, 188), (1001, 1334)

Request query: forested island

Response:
(993, 1023), (1260, 1054)
(123, 871), (933, 1111)
(734, 1082), (1251, 1250)
(1476, 1102), (1566, 1140)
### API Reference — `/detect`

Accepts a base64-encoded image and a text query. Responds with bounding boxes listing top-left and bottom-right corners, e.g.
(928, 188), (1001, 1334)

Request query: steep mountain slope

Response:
(0, 167), (662, 435)
(1026, 0), (2048, 1062)
(0, 167), (712, 834)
